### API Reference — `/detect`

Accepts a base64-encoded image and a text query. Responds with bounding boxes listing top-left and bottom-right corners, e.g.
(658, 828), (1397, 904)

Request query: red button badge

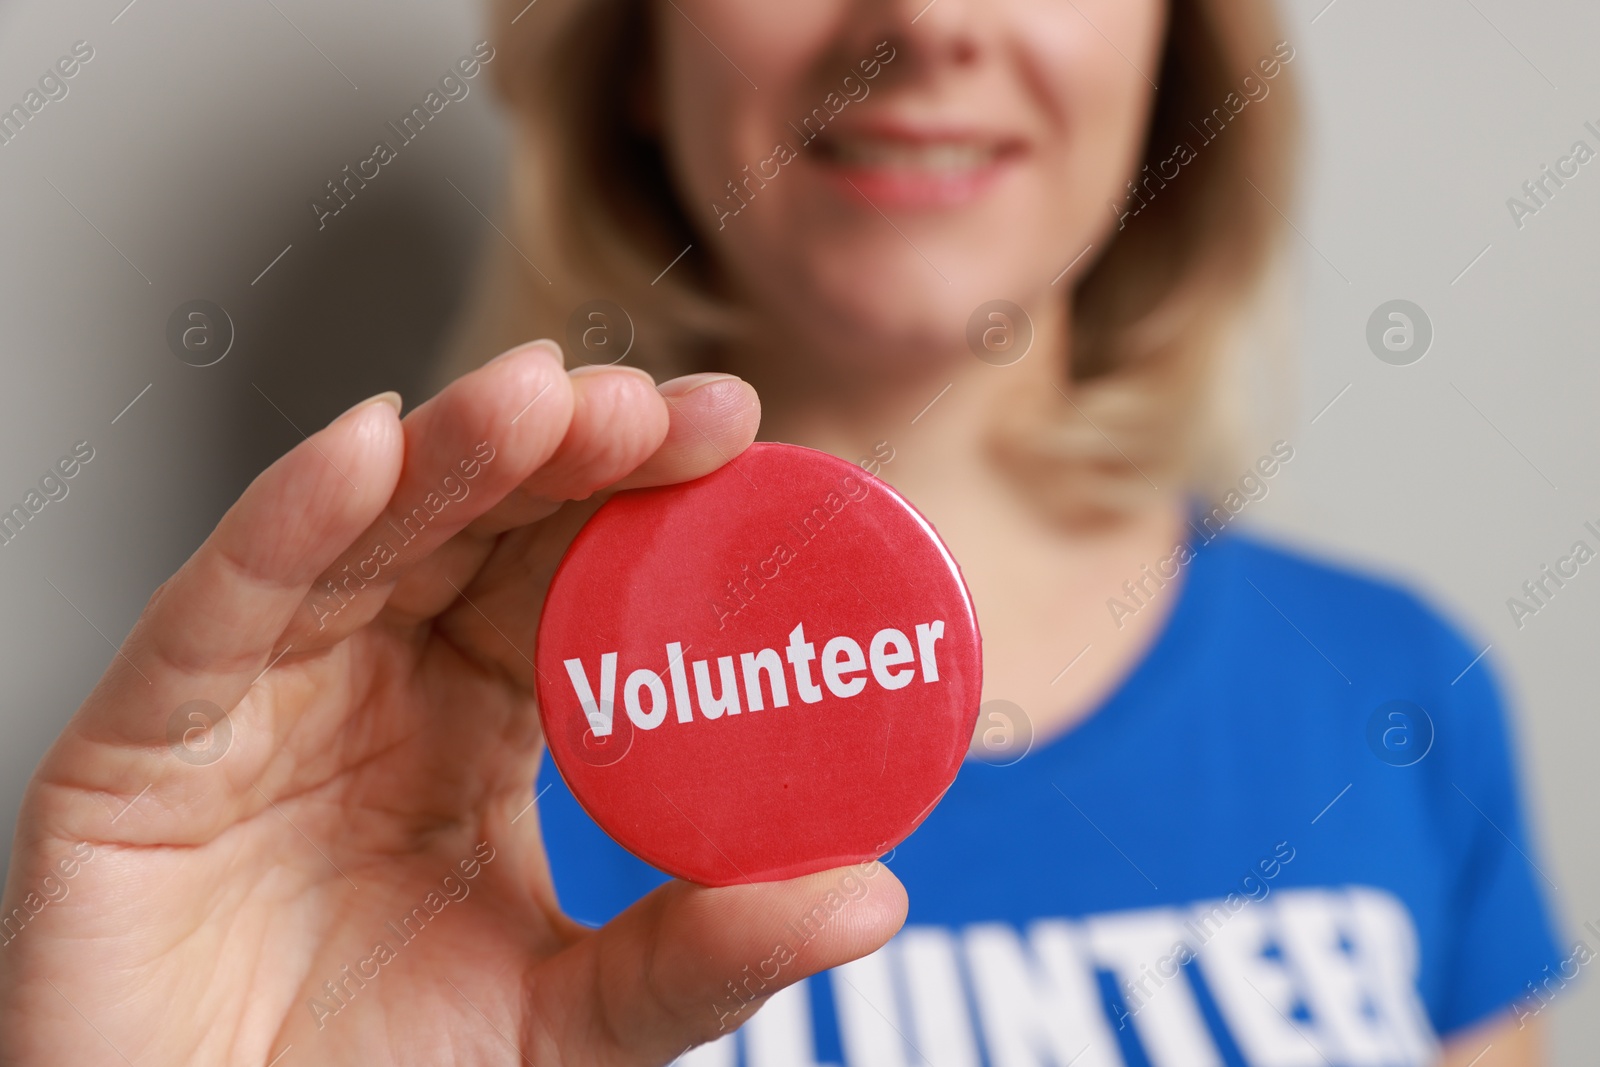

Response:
(534, 442), (982, 886)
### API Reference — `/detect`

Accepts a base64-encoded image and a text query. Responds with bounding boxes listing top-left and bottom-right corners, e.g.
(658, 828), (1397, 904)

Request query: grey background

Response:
(0, 0), (1595, 1060)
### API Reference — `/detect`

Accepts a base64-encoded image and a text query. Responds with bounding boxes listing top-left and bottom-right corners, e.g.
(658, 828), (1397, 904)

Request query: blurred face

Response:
(650, 0), (1168, 375)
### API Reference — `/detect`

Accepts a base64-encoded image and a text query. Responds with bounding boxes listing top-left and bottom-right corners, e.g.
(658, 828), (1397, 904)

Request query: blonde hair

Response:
(438, 0), (1300, 524)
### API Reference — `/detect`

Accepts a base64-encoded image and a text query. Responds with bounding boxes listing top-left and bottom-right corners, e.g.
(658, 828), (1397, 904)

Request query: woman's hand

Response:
(0, 341), (908, 1066)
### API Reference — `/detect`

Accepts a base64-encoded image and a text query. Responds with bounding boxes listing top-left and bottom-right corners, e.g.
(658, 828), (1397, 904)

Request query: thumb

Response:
(546, 861), (908, 1065)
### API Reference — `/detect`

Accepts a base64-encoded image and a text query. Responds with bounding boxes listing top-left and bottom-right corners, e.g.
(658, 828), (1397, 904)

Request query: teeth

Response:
(828, 139), (997, 170)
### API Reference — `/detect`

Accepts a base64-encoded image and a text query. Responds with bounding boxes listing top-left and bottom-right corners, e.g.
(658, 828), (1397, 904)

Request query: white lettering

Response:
(1193, 904), (1324, 1065)
(965, 921), (1122, 1067)
(666, 641), (694, 724)
(561, 618), (950, 738)
(916, 621), (945, 683)
(563, 653), (616, 737)
(741, 648), (789, 711)
(1087, 909), (1221, 1067)
(623, 668), (668, 730)
(674, 1032), (736, 1067)
(899, 928), (982, 1067)
(693, 655), (742, 720)
(822, 636), (868, 698)
(786, 623), (824, 704)
(1348, 888), (1439, 1065)
(762, 889), (1440, 1067)
(834, 946), (910, 1066)
(1277, 890), (1401, 1065)
(744, 981), (829, 1067)
(869, 628), (916, 690)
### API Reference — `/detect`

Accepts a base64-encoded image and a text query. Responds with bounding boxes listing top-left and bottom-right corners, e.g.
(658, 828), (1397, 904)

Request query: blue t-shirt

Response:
(534, 528), (1564, 1067)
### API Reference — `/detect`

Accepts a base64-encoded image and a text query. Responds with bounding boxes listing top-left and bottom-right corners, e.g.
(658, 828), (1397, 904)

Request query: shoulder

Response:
(1187, 526), (1526, 812)
(1196, 526), (1491, 687)
(1207, 527), (1447, 624)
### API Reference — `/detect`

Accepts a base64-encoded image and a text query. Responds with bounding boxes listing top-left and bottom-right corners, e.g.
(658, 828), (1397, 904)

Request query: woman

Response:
(0, 0), (1561, 1063)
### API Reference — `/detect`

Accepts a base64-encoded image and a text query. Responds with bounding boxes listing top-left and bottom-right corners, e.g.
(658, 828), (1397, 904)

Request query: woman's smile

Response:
(809, 122), (1031, 210)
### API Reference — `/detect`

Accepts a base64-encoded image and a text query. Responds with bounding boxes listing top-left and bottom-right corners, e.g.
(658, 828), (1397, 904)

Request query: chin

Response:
(784, 286), (978, 376)
(716, 215), (1062, 375)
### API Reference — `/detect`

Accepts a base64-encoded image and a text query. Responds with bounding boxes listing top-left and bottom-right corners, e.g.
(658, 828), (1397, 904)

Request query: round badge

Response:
(535, 442), (982, 886)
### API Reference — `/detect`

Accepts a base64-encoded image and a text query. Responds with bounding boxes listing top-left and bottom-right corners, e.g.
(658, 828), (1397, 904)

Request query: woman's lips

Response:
(810, 134), (1026, 210)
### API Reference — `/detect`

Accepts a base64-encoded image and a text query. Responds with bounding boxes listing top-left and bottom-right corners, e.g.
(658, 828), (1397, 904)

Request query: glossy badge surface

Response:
(534, 442), (982, 886)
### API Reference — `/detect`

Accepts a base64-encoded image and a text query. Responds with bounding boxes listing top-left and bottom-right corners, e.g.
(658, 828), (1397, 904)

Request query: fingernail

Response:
(658, 372), (740, 397)
(338, 390), (402, 421)
(568, 363), (656, 383)
(490, 338), (564, 367)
